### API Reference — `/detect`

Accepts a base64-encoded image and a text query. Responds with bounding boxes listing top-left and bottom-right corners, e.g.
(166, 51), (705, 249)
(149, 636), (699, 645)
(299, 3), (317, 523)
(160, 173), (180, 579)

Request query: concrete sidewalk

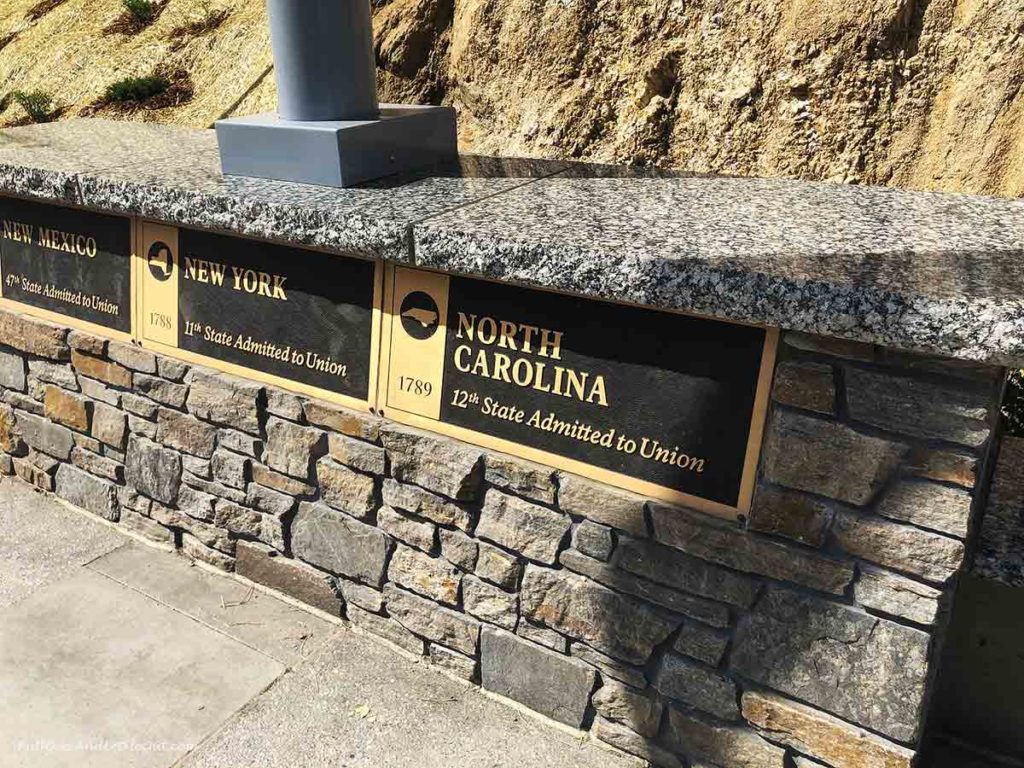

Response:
(0, 477), (637, 768)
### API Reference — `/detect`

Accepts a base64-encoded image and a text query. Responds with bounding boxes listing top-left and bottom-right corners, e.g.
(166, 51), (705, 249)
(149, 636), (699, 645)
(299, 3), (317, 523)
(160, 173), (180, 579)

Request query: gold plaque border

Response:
(133, 218), (384, 414)
(0, 194), (137, 344)
(377, 263), (779, 521)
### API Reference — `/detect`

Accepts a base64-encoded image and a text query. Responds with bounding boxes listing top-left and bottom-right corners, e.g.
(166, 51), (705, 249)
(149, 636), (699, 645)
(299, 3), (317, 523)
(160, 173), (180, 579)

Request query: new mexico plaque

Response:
(383, 267), (777, 516)
(139, 222), (380, 407)
(0, 196), (132, 334)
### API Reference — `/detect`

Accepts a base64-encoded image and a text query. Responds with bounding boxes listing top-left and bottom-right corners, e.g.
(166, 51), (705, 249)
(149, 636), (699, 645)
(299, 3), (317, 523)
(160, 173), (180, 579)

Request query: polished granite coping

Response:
(0, 119), (1022, 367)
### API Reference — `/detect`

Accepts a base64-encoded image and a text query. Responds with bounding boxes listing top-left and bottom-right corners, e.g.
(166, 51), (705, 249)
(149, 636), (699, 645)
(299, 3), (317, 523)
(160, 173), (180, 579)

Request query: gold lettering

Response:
(456, 313), (475, 340)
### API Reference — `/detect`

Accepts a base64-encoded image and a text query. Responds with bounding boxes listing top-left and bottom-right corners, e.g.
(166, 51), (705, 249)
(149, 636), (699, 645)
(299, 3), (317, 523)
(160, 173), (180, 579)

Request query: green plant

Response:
(122, 0), (155, 23)
(1004, 369), (1024, 437)
(104, 74), (169, 103)
(10, 90), (54, 122)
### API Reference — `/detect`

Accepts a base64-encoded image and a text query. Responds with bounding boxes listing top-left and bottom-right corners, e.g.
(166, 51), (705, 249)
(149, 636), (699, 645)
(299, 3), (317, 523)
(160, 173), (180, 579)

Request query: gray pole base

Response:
(215, 105), (458, 188)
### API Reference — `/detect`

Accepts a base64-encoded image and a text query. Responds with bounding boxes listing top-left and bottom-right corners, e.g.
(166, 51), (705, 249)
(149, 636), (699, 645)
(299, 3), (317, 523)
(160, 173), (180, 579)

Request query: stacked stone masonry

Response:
(0, 307), (1004, 768)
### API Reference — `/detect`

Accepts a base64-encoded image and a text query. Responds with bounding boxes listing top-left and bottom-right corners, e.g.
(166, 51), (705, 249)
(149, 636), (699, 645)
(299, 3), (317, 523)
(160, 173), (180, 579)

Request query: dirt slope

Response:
(0, 0), (1020, 196)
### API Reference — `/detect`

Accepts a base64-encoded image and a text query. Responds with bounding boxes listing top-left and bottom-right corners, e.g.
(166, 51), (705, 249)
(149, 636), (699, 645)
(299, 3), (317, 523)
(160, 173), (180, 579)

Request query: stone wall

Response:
(0, 305), (1005, 768)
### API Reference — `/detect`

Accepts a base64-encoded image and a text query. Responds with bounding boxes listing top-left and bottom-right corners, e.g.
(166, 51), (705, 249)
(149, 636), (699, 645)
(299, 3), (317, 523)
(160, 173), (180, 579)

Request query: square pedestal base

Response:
(215, 105), (458, 188)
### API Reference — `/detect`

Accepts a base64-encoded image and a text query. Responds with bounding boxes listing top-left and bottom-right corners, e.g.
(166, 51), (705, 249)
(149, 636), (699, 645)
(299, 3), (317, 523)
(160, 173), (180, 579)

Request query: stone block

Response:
(476, 489), (570, 564)
(731, 587), (929, 741)
(665, 707), (786, 768)
(845, 368), (993, 448)
(16, 410), (73, 459)
(157, 408), (217, 458)
(107, 342), (157, 373)
(854, 565), (940, 626)
(387, 544), (461, 606)
(327, 432), (385, 475)
(211, 499), (263, 536)
(382, 479), (472, 531)
(13, 455), (51, 490)
(265, 389), (304, 421)
(0, 403), (23, 455)
(121, 393), (158, 419)
(831, 511), (964, 583)
(748, 485), (832, 547)
(183, 473), (246, 505)
(378, 505), (435, 552)
(877, 481), (973, 539)
(32, 359), (76, 389)
(217, 429), (263, 458)
(135, 373), (189, 408)
(650, 504), (853, 595)
(125, 435), (181, 505)
(772, 360), (835, 414)
(55, 463), (118, 521)
(303, 399), (382, 441)
(151, 503), (234, 554)
(317, 457), (376, 519)
(480, 627), (595, 728)
(43, 385), (89, 431)
(520, 564), (677, 664)
(73, 432), (101, 452)
(265, 417), (325, 479)
(236, 541), (342, 616)
(572, 520), (614, 560)
(474, 541), (520, 589)
(70, 446), (123, 482)
(558, 472), (647, 536)
(906, 447), (977, 488)
(592, 717), (681, 768)
(653, 653), (739, 720)
(176, 484), (217, 521)
(71, 350), (131, 388)
(592, 679), (663, 737)
(0, 348), (26, 390)
(517, 620), (567, 653)
(119, 509), (173, 544)
(382, 425), (483, 501)
(763, 411), (906, 505)
(211, 449), (249, 490)
(428, 643), (477, 681)
(339, 579), (384, 612)
(561, 547), (731, 627)
(68, 330), (107, 356)
(570, 642), (648, 689)
(251, 463), (314, 497)
(292, 501), (391, 585)
(158, 356), (189, 381)
(440, 528), (478, 570)
(245, 483), (295, 517)
(186, 370), (262, 434)
(180, 532), (235, 571)
(5, 391), (43, 416)
(348, 604), (425, 655)
(742, 690), (915, 768)
(485, 452), (557, 505)
(384, 584), (480, 655)
(91, 402), (127, 449)
(0, 313), (68, 359)
(79, 377), (119, 406)
(674, 621), (730, 667)
(463, 574), (518, 630)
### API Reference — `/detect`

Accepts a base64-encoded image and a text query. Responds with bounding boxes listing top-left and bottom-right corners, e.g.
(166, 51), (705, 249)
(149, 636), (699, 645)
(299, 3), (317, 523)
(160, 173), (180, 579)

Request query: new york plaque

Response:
(139, 222), (380, 407)
(383, 267), (777, 516)
(0, 196), (132, 333)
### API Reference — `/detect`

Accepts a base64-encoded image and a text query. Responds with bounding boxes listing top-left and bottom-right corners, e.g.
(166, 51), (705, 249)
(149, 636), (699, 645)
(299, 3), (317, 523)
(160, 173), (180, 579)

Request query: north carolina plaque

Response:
(140, 222), (380, 406)
(0, 197), (132, 333)
(383, 267), (777, 516)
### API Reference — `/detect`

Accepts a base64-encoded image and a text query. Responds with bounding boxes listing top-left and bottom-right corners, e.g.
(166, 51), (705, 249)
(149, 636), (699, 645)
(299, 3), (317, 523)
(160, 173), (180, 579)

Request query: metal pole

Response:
(266, 0), (379, 122)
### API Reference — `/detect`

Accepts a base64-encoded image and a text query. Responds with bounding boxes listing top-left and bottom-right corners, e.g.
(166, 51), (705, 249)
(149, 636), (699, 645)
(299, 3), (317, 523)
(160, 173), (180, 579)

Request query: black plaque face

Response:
(0, 197), (132, 332)
(141, 225), (377, 402)
(386, 267), (773, 511)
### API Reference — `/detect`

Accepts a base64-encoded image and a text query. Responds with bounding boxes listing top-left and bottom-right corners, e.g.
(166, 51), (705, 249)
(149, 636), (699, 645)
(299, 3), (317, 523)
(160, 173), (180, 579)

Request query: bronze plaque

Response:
(381, 266), (777, 517)
(139, 222), (381, 408)
(0, 197), (133, 334)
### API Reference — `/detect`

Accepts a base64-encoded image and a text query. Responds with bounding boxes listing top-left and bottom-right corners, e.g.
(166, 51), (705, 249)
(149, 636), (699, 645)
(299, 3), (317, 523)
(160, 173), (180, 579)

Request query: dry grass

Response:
(167, 8), (229, 51)
(0, 32), (17, 53)
(25, 0), (67, 22)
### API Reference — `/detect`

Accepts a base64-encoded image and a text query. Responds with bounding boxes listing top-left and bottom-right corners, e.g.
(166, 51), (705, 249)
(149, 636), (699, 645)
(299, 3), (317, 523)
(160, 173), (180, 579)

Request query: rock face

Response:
(665, 708), (786, 768)
(475, 489), (570, 565)
(291, 502), (391, 586)
(382, 426), (484, 501)
(480, 627), (595, 728)
(125, 435), (180, 505)
(55, 463), (117, 521)
(731, 588), (930, 742)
